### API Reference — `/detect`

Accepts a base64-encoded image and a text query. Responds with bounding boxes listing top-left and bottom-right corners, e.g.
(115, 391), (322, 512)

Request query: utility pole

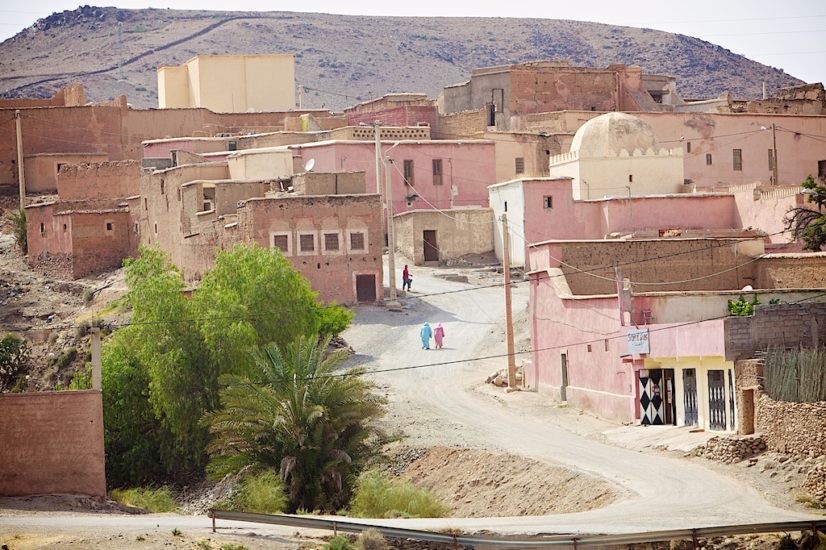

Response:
(373, 121), (382, 195)
(771, 122), (779, 186)
(501, 213), (517, 388)
(91, 327), (102, 391)
(385, 157), (398, 304)
(14, 110), (25, 209)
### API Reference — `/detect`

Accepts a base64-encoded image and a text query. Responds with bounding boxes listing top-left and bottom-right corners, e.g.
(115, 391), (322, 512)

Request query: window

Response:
(39, 222), (45, 234)
(154, 223), (158, 235)
(299, 233), (316, 253)
(323, 232), (340, 252)
(432, 159), (443, 186)
(144, 198), (148, 210)
(768, 149), (775, 170)
(106, 222), (113, 231)
(706, 153), (713, 166)
(543, 196), (553, 209)
(504, 201), (508, 212)
(62, 223), (67, 233)
(228, 140), (237, 152)
(515, 157), (525, 175)
(271, 233), (290, 255)
(686, 142), (692, 153)
(403, 160), (414, 185)
(733, 149), (742, 171)
(349, 231), (366, 252)
(628, 174), (634, 183)
(56, 163), (65, 174)
(160, 179), (165, 194)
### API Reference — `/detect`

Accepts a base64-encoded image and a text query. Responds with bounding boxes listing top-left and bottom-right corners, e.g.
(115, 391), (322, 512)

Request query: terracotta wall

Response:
(394, 208), (494, 265)
(57, 160), (140, 201)
(236, 194), (384, 304)
(0, 390), (105, 496)
(434, 109), (487, 139)
(756, 254), (826, 288)
(345, 105), (438, 128)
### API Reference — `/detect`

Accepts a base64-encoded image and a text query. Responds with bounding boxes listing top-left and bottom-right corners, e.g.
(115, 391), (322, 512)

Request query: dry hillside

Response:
(0, 6), (804, 110)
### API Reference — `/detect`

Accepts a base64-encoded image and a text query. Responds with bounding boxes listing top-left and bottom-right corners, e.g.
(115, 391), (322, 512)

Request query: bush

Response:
(349, 472), (449, 519)
(324, 536), (355, 550)
(49, 347), (77, 370)
(727, 294), (759, 316)
(356, 528), (389, 550)
(110, 486), (177, 512)
(4, 208), (26, 254)
(316, 303), (355, 338)
(216, 470), (287, 514)
(0, 334), (30, 391)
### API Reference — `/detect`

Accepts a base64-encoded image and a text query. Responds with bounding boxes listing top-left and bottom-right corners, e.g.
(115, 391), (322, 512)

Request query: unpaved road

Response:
(335, 263), (820, 534)
(0, 261), (820, 543)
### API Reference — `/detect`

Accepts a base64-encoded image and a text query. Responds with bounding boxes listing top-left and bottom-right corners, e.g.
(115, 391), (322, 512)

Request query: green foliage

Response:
(109, 486), (177, 512)
(193, 244), (321, 376)
(102, 244), (353, 487)
(349, 471), (449, 519)
(220, 544), (251, 550)
(205, 335), (385, 513)
(215, 469), (287, 514)
(785, 175), (826, 251)
(727, 294), (760, 316)
(4, 208), (27, 254)
(324, 536), (356, 550)
(0, 333), (30, 391)
(171, 528), (183, 537)
(63, 363), (91, 390)
(316, 303), (355, 338)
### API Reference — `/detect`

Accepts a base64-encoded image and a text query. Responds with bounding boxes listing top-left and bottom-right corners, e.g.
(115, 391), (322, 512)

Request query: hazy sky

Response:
(2, 0), (824, 86)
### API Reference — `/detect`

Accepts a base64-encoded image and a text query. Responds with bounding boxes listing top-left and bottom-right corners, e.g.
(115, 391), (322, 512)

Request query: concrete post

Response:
(91, 327), (102, 391)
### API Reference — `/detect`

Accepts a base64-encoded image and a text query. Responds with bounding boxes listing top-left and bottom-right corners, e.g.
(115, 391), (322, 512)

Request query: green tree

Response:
(785, 175), (826, 251)
(205, 335), (385, 512)
(193, 245), (322, 376)
(4, 208), (27, 255)
(102, 245), (357, 486)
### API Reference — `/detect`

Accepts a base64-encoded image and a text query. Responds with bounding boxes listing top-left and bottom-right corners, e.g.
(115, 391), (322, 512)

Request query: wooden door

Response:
(355, 274), (376, 303)
(423, 230), (438, 262)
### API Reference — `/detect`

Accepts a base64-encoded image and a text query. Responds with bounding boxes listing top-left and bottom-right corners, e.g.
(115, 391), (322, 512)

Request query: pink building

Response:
(526, 238), (826, 430)
(344, 93), (438, 128)
(286, 140), (496, 214)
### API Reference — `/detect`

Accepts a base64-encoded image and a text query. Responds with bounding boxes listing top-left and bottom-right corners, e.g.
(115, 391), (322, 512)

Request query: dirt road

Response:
(337, 263), (819, 534)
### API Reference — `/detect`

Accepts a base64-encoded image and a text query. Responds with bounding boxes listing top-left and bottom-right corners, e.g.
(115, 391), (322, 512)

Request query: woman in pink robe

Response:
(434, 323), (445, 349)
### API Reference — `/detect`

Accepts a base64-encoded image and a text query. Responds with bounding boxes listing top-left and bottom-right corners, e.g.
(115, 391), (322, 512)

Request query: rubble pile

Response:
(485, 365), (524, 388)
(698, 435), (767, 464)
(803, 462), (826, 504)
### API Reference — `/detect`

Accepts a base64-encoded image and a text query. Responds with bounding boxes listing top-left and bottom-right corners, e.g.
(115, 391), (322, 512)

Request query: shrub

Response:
(49, 347), (77, 370)
(727, 294), (759, 316)
(4, 208), (26, 254)
(216, 470), (287, 514)
(0, 334), (30, 391)
(324, 536), (355, 550)
(356, 528), (389, 550)
(350, 471), (449, 519)
(110, 486), (177, 512)
(316, 303), (355, 338)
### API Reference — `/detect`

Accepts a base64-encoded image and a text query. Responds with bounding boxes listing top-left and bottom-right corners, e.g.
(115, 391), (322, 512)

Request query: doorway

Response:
(683, 368), (698, 426)
(423, 230), (438, 262)
(708, 370), (727, 431)
(639, 368), (676, 425)
(355, 274), (377, 302)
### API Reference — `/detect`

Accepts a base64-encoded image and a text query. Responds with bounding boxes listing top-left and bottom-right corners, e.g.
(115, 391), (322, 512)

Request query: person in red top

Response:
(402, 264), (412, 291)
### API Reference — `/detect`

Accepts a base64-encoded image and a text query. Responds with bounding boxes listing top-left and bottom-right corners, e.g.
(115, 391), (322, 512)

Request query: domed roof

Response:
(570, 112), (660, 157)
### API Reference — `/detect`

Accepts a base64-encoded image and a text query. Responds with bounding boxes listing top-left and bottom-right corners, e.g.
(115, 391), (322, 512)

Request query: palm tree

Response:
(205, 335), (385, 512)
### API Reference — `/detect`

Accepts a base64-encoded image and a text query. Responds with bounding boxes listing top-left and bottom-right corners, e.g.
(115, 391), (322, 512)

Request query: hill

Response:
(0, 6), (805, 111)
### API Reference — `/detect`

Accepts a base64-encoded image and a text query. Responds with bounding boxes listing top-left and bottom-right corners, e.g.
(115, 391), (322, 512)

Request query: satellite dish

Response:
(304, 158), (315, 172)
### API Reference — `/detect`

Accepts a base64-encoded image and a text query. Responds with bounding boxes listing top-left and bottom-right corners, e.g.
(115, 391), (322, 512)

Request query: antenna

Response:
(304, 158), (315, 173)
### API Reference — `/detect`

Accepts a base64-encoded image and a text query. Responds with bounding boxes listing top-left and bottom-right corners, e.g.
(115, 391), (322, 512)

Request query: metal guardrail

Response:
(210, 510), (826, 548)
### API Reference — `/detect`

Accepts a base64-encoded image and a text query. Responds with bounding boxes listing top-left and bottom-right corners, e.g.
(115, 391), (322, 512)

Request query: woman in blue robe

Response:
(420, 322), (433, 349)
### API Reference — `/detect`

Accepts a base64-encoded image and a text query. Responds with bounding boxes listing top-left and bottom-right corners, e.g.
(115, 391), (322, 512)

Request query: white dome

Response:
(570, 112), (660, 157)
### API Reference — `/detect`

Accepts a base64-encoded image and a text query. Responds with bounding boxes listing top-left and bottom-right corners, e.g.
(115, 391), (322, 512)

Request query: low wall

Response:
(0, 390), (105, 496)
(755, 392), (826, 456)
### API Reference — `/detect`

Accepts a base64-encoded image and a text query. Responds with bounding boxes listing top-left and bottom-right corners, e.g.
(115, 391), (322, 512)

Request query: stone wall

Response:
(725, 303), (826, 361)
(756, 392), (826, 456)
(756, 254), (826, 289)
(394, 208), (494, 265)
(0, 390), (105, 496)
(697, 435), (767, 464)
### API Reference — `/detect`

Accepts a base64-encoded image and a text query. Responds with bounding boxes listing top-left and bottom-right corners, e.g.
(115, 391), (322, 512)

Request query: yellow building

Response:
(157, 54), (296, 113)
